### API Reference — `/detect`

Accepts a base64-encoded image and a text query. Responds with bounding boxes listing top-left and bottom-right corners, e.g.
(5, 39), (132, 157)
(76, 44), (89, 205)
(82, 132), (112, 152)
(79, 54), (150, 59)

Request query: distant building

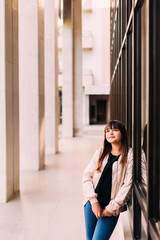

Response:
(58, 0), (110, 125)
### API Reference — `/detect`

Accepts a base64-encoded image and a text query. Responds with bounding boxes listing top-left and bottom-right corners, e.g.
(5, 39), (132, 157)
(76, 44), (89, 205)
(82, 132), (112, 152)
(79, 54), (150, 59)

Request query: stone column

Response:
(73, 0), (82, 136)
(19, 0), (45, 170)
(0, 0), (19, 202)
(63, 0), (82, 137)
(63, 0), (73, 137)
(44, 0), (59, 155)
(86, 95), (90, 125)
(38, 0), (45, 168)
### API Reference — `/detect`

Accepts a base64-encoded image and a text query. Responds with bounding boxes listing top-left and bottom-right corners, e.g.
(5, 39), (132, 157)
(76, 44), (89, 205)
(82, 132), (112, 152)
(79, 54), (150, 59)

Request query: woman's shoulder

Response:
(127, 147), (146, 155)
(84, 148), (101, 169)
(128, 147), (133, 154)
(127, 148), (133, 161)
(92, 148), (101, 160)
(95, 148), (101, 155)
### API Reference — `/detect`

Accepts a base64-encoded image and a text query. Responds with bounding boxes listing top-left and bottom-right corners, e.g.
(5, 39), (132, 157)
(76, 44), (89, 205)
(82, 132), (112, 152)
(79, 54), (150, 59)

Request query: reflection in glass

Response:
(141, 124), (147, 195)
(141, 0), (149, 198)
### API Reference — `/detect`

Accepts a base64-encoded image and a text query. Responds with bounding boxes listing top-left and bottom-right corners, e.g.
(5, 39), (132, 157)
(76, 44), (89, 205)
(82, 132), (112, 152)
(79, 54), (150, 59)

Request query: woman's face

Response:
(105, 127), (122, 144)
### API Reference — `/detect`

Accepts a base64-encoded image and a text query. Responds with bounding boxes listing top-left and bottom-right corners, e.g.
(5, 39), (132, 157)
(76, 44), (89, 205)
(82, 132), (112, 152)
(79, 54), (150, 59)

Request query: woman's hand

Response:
(101, 208), (112, 217)
(91, 202), (102, 219)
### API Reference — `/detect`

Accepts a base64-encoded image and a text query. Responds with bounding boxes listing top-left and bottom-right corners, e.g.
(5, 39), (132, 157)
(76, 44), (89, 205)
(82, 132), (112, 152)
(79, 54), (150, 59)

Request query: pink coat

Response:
(82, 148), (133, 216)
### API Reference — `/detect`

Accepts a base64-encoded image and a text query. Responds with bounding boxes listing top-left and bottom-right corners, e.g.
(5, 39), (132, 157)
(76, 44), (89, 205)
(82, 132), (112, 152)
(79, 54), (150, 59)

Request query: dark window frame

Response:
(110, 0), (160, 239)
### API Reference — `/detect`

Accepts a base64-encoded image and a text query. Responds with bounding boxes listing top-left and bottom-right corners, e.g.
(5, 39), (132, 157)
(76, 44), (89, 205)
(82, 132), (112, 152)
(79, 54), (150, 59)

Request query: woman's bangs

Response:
(110, 121), (120, 130)
(104, 121), (121, 132)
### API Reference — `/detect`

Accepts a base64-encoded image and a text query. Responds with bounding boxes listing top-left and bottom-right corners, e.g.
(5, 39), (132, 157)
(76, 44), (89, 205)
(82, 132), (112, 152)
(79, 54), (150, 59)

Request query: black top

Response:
(95, 152), (120, 209)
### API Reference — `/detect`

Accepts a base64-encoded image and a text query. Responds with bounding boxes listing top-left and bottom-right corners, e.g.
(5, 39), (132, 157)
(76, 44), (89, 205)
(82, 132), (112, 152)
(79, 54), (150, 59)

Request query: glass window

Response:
(141, 0), (149, 197)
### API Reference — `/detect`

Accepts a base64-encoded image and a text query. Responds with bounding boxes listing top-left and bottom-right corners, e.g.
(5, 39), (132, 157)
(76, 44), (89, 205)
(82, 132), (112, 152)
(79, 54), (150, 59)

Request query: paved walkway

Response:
(0, 126), (130, 240)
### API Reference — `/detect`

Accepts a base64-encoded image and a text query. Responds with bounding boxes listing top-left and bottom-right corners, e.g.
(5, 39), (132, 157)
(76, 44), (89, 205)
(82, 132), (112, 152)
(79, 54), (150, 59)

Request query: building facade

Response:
(58, 0), (111, 128)
(82, 0), (110, 125)
(110, 0), (160, 239)
(1, 1), (159, 239)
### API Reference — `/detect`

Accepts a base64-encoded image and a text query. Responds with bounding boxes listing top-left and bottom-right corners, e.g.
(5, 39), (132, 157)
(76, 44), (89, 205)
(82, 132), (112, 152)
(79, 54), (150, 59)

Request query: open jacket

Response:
(82, 148), (133, 216)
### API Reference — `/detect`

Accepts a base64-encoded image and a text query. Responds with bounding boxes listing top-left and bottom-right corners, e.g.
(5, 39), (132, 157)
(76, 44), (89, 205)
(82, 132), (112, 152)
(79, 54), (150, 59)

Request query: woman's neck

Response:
(111, 143), (121, 156)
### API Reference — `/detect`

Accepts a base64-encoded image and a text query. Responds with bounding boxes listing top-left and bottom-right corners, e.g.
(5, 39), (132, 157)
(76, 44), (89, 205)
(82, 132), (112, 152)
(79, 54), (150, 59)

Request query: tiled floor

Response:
(0, 126), (128, 240)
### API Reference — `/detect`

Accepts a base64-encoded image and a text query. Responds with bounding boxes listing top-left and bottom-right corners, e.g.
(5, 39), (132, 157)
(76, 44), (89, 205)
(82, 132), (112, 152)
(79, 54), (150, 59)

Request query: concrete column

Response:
(86, 95), (90, 125)
(63, 0), (82, 137)
(82, 89), (85, 125)
(45, 0), (59, 155)
(82, 91), (89, 126)
(0, 0), (19, 202)
(19, 0), (45, 170)
(107, 97), (111, 122)
(63, 0), (73, 137)
(73, 0), (82, 136)
(38, 0), (45, 168)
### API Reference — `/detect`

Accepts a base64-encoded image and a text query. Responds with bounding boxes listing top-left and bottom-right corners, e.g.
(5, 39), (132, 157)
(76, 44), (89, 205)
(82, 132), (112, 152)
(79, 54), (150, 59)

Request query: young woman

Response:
(82, 120), (133, 240)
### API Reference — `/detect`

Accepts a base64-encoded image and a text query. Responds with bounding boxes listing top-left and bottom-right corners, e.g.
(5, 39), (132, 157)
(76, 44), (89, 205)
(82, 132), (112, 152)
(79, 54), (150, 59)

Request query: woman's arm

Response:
(105, 150), (133, 216)
(82, 149), (100, 204)
(92, 202), (102, 219)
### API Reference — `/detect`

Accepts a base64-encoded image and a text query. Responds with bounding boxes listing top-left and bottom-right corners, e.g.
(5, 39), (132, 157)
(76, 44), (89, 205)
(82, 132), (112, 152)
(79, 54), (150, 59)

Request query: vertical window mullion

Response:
(148, 1), (160, 239)
(133, 6), (142, 239)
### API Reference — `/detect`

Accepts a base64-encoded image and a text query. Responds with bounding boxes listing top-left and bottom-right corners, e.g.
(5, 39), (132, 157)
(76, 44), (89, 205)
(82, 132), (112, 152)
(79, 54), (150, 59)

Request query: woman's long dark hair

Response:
(96, 120), (129, 173)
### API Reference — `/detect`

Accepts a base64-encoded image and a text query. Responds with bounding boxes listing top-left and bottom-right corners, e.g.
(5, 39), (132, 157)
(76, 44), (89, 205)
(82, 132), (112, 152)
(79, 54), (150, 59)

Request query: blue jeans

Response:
(84, 201), (119, 240)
